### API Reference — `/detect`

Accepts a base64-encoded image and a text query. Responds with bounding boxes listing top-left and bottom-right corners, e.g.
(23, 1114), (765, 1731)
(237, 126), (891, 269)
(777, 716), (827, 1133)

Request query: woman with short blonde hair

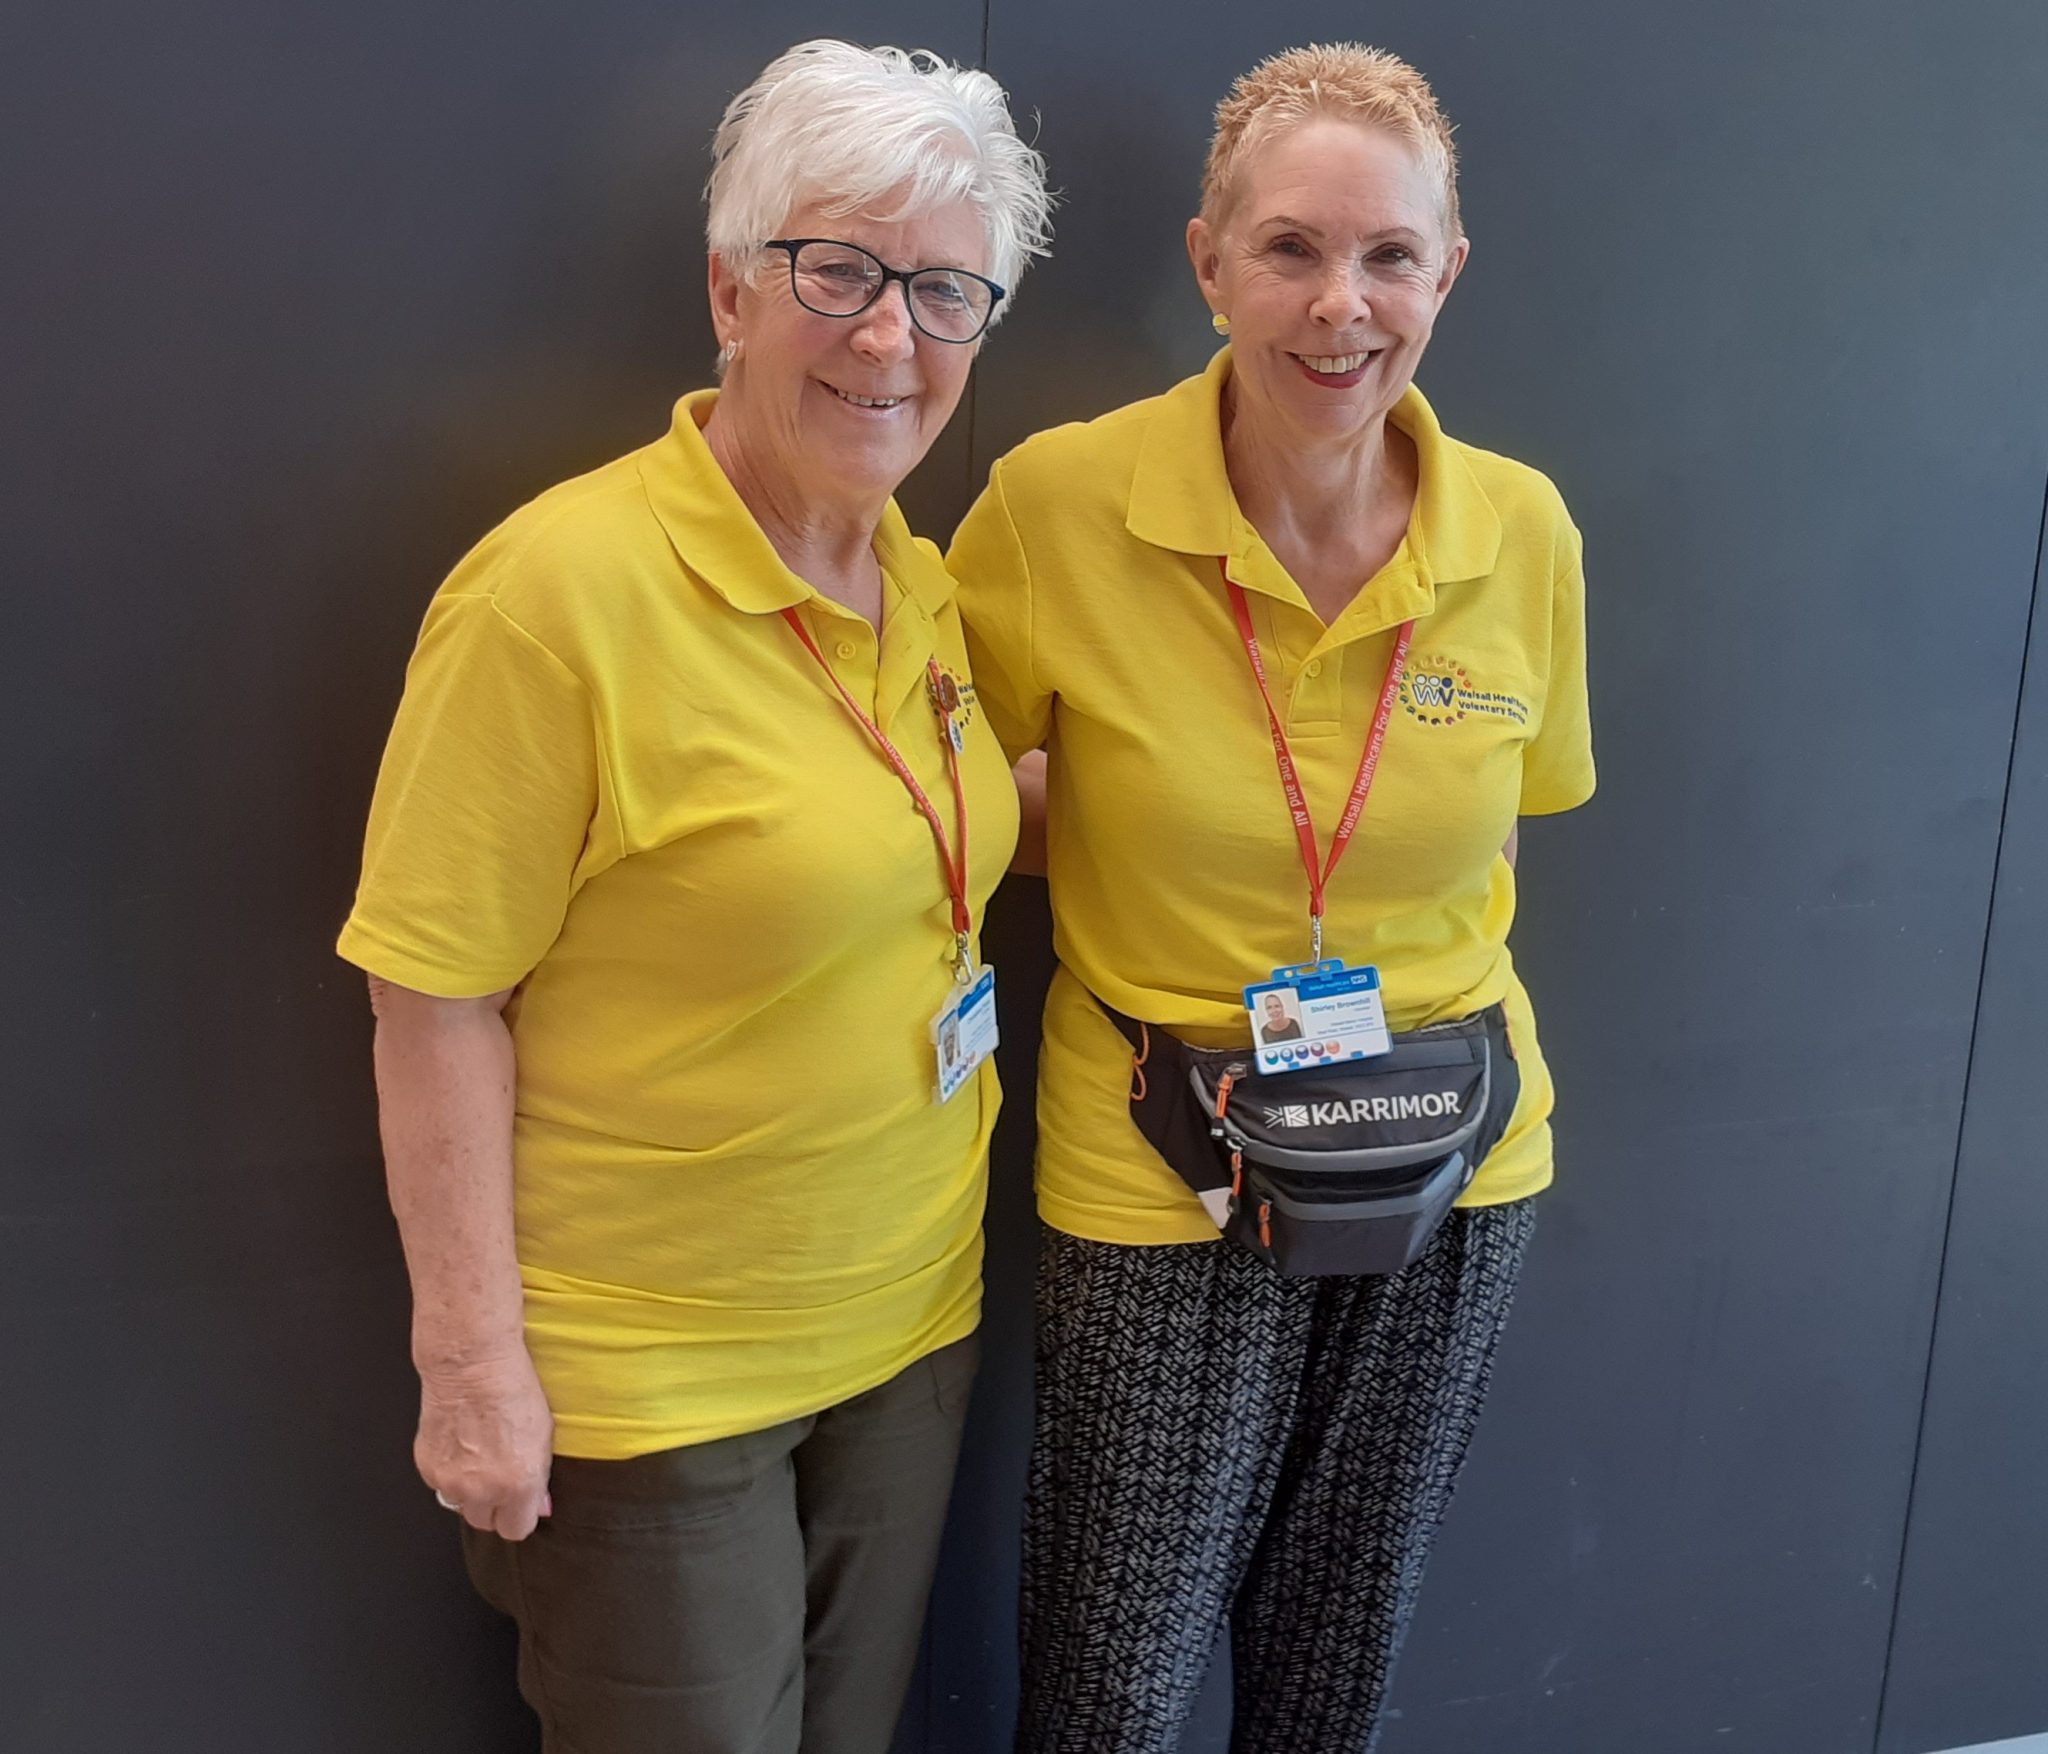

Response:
(954, 42), (1592, 1753)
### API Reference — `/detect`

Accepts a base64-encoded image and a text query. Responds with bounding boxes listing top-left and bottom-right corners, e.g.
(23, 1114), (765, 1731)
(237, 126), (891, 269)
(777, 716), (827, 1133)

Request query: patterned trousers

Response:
(1017, 1202), (1537, 1754)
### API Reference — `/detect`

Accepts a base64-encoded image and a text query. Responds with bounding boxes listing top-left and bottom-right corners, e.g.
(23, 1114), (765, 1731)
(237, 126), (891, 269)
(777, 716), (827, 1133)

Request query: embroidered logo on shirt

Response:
(1400, 655), (1530, 727)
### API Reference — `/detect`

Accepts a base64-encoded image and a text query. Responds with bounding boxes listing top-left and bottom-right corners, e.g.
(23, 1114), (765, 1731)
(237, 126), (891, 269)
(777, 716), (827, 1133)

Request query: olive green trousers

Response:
(463, 1336), (977, 1754)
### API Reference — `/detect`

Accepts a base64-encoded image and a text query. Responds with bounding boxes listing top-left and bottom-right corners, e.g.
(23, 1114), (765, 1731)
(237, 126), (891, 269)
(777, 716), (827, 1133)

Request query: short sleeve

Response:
(1520, 544), (1596, 815)
(948, 457), (1054, 763)
(337, 592), (599, 996)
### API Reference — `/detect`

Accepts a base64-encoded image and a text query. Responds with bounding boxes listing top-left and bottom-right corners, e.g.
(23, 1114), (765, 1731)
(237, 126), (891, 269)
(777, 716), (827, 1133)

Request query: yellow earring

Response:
(1211, 312), (1231, 335)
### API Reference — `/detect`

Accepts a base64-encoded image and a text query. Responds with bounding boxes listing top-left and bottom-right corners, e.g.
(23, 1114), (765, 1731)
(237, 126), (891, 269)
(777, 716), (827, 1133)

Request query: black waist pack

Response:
(1098, 997), (1521, 1277)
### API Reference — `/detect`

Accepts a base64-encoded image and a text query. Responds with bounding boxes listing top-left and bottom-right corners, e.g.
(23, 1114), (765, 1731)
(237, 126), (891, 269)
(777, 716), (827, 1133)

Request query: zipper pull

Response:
(1213, 1069), (1237, 1123)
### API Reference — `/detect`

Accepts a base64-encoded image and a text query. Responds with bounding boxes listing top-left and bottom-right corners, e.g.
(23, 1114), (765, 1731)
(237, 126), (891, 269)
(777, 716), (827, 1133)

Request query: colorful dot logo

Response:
(1402, 654), (1470, 725)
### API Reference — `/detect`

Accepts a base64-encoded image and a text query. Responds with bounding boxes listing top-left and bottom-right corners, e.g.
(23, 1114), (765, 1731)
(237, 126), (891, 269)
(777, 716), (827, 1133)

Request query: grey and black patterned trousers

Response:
(1018, 1201), (1537, 1754)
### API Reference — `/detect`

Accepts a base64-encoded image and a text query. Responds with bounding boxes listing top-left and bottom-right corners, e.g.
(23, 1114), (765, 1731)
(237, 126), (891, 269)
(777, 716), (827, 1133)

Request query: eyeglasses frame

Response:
(760, 238), (1007, 344)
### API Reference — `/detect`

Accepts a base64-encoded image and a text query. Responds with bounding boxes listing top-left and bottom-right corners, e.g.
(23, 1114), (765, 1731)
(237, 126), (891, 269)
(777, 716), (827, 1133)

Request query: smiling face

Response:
(708, 193), (987, 519)
(1262, 991), (1291, 1028)
(1188, 118), (1467, 452)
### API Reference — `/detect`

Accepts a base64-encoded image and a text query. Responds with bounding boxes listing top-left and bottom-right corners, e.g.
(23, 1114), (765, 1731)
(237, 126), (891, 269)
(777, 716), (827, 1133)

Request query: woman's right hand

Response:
(415, 1347), (556, 1541)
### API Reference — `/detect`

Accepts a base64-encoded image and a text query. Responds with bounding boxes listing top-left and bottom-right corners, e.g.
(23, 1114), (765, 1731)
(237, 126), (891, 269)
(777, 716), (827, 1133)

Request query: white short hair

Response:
(705, 40), (1053, 310)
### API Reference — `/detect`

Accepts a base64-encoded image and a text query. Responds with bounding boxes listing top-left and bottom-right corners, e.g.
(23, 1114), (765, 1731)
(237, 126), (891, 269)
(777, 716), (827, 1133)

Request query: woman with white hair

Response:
(337, 41), (1048, 1754)
(953, 43), (1593, 1754)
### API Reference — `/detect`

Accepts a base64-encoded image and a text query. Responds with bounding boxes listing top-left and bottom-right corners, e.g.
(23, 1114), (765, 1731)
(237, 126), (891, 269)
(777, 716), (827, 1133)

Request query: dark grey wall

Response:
(2, 3), (2044, 1754)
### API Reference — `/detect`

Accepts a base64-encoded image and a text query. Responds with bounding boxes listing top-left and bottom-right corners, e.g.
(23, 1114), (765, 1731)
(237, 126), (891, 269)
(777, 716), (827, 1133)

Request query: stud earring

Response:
(720, 338), (741, 366)
(1211, 311), (1231, 335)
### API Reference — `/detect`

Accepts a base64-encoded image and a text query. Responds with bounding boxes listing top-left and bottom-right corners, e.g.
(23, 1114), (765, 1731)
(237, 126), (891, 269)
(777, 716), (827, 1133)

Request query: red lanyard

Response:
(780, 606), (973, 966)
(1223, 562), (1413, 962)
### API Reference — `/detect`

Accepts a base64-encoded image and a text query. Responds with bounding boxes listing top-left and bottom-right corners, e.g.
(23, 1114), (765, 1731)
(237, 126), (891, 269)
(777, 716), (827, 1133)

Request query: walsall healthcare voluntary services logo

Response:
(1400, 654), (1531, 728)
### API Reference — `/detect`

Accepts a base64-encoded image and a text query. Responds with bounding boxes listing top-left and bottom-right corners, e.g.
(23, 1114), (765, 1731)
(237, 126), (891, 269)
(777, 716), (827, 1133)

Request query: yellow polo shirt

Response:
(950, 350), (1592, 1245)
(339, 390), (1018, 1456)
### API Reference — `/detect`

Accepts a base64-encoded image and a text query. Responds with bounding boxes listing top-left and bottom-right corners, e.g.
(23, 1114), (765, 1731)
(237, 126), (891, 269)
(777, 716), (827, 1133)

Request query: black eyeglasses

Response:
(762, 238), (1006, 344)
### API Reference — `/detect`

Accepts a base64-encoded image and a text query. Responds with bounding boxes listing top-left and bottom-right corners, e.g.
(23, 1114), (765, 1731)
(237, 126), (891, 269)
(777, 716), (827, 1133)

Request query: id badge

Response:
(1243, 959), (1393, 1076)
(931, 964), (999, 1104)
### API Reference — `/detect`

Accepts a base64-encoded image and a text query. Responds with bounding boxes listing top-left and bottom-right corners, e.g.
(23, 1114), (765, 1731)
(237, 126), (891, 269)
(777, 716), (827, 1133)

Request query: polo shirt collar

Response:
(1123, 346), (1504, 597)
(1125, 353), (1239, 559)
(638, 389), (957, 619)
(1399, 376), (1502, 586)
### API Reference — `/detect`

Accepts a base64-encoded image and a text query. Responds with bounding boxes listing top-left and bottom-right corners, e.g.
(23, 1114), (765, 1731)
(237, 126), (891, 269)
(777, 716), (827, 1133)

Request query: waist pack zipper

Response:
(1211, 1065), (1251, 1209)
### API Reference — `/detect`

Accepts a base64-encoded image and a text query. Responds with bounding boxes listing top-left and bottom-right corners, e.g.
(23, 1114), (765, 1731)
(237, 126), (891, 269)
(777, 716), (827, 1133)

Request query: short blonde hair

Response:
(1201, 44), (1461, 243)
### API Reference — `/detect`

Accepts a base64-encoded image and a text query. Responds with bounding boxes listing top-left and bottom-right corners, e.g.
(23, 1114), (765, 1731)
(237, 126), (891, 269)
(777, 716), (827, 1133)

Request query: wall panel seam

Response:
(1871, 457), (2048, 1754)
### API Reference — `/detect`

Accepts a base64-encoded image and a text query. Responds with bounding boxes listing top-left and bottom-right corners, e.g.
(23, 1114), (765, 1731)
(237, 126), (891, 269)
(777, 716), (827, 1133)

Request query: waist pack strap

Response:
(1094, 991), (1510, 1067)
(1093, 994), (1240, 1194)
(1099, 998), (1147, 1056)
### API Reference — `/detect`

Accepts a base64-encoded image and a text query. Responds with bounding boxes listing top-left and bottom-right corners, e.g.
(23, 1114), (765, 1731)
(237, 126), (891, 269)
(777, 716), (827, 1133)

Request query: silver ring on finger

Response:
(434, 1490), (462, 1513)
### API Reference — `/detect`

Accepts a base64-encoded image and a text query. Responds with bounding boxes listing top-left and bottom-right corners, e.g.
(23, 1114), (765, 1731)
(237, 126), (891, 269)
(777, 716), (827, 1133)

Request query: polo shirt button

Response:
(835, 640), (859, 660)
(1306, 659), (1323, 678)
